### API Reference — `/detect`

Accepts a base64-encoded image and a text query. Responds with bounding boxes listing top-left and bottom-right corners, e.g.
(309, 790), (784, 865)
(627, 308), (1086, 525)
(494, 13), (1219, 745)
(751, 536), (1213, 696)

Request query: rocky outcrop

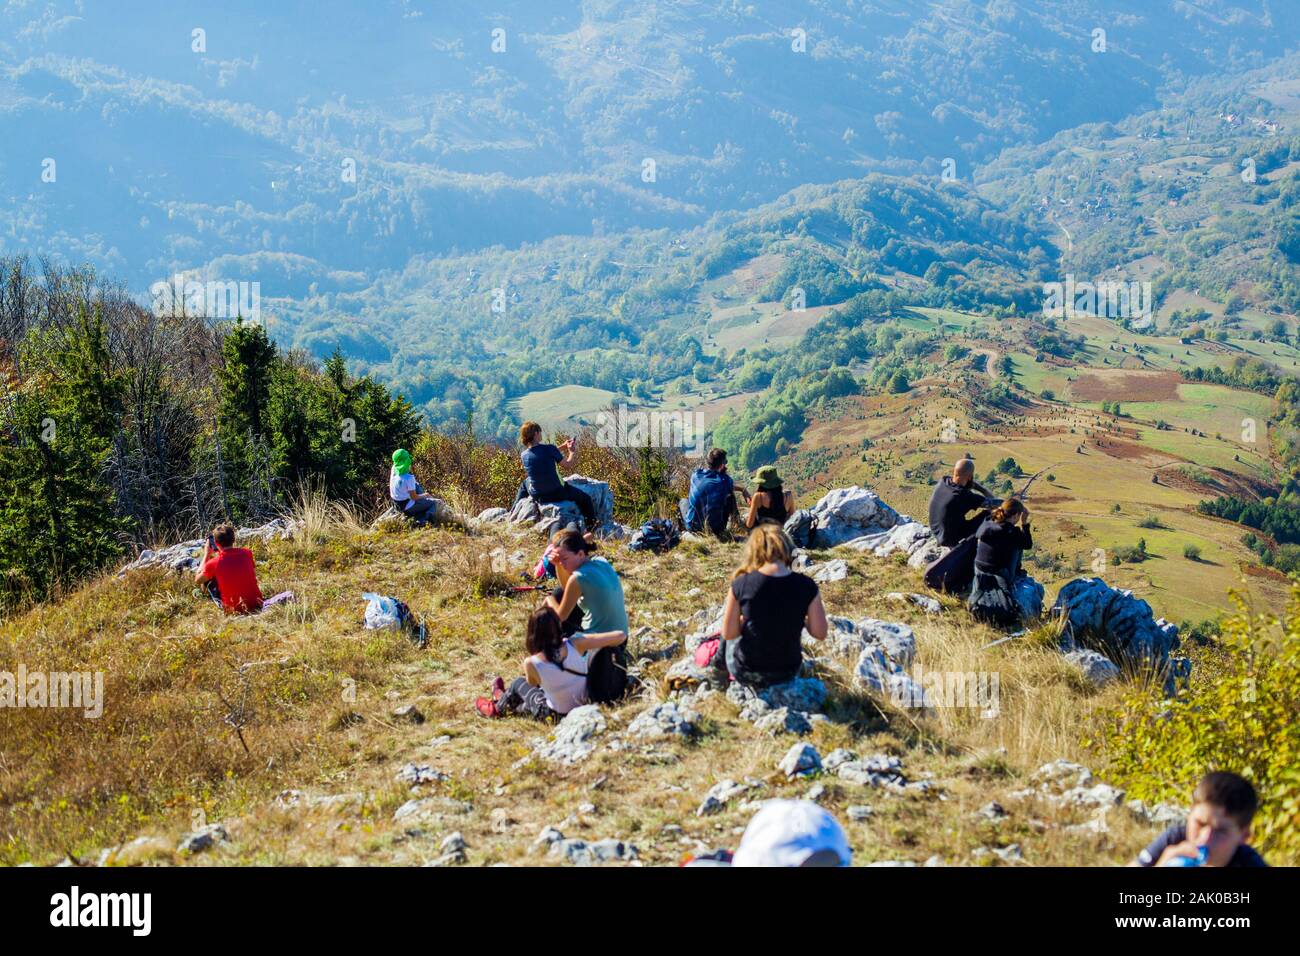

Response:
(531, 705), (607, 764)
(843, 521), (945, 569)
(1013, 575), (1045, 621)
(477, 475), (627, 538)
(820, 616), (916, 666)
(805, 486), (910, 549)
(118, 518), (299, 575)
(1051, 578), (1181, 676)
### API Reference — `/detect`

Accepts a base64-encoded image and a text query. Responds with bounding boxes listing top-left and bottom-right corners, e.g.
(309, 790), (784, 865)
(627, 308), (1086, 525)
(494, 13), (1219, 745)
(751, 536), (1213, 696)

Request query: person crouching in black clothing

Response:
(974, 498), (1032, 583)
(968, 498), (1032, 628)
(928, 458), (995, 548)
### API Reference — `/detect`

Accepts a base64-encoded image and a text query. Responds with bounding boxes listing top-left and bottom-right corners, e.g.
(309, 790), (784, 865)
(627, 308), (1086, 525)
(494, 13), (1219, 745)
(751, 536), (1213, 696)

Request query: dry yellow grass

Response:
(0, 515), (1190, 867)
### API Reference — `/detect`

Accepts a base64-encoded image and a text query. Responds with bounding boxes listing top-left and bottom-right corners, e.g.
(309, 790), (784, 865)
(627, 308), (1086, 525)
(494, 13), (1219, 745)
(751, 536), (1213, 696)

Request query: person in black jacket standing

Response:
(927, 458), (995, 548)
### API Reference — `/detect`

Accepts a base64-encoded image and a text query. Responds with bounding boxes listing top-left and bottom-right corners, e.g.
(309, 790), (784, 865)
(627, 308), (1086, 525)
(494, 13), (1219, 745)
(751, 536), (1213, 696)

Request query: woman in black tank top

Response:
(745, 465), (794, 528)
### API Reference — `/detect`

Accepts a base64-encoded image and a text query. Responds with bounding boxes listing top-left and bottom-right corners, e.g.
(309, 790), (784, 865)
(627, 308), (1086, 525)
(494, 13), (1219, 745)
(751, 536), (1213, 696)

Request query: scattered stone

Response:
(823, 748), (858, 772)
(1065, 809), (1112, 835)
(273, 789), (304, 809)
(1032, 760), (1095, 791)
(778, 742), (822, 778)
(825, 617), (916, 664)
(754, 707), (813, 736)
(1060, 783), (1126, 809)
(439, 832), (467, 854)
(810, 559), (849, 583)
(976, 801), (1007, 823)
(391, 704), (425, 725)
(393, 796), (472, 823)
(972, 843), (1024, 864)
(680, 606), (726, 654)
(756, 677), (827, 713)
(836, 754), (907, 789)
(664, 656), (717, 691)
(549, 838), (638, 866)
(805, 783), (827, 802)
(627, 701), (699, 739)
(177, 823), (227, 855)
(502, 475), (626, 538)
(425, 850), (467, 867)
(854, 646), (926, 707)
(534, 826), (565, 849)
(578, 802), (596, 814)
(1126, 799), (1186, 827)
(847, 805), (874, 821)
(490, 808), (515, 833)
(1064, 649), (1122, 687)
(532, 705), (606, 764)
(697, 779), (750, 816)
(886, 592), (942, 614)
(395, 763), (448, 786)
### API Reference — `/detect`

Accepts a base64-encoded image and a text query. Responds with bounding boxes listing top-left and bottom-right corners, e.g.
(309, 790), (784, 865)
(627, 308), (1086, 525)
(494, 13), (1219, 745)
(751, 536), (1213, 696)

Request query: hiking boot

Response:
(475, 696), (501, 718)
(491, 676), (506, 701)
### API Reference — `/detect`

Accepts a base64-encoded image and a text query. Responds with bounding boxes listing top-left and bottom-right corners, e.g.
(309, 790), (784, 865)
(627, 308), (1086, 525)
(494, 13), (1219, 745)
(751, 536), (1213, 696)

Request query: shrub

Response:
(1094, 589), (1300, 863)
(1113, 542), (1148, 564)
(1183, 543), (1202, 561)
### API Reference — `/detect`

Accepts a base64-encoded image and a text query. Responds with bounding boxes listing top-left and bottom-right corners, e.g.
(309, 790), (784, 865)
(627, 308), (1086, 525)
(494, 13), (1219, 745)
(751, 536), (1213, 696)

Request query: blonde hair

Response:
(733, 523), (795, 578)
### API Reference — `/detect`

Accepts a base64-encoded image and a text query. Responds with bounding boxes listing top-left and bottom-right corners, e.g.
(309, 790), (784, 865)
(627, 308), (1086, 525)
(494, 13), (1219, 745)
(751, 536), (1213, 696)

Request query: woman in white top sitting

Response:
(476, 606), (626, 720)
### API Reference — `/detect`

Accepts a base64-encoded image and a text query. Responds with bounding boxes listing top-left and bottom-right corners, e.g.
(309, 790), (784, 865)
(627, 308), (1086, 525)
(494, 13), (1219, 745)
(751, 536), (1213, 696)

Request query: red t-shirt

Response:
(202, 547), (263, 613)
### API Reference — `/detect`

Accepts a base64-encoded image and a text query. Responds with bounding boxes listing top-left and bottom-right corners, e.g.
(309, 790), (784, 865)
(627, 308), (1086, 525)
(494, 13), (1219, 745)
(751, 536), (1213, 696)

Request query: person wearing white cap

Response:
(731, 800), (852, 867)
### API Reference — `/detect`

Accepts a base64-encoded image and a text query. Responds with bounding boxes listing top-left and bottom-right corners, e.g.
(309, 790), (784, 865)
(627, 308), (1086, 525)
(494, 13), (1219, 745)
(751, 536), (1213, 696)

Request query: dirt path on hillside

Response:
(1049, 211), (1073, 253)
(973, 348), (1000, 380)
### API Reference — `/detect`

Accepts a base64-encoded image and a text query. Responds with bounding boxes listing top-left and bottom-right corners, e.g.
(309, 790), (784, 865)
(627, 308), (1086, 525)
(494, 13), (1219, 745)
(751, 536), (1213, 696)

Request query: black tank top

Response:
(756, 486), (789, 525)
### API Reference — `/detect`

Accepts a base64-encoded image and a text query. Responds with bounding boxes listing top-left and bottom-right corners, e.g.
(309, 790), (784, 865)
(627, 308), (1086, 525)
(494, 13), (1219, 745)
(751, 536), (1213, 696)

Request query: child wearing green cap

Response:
(390, 448), (440, 525)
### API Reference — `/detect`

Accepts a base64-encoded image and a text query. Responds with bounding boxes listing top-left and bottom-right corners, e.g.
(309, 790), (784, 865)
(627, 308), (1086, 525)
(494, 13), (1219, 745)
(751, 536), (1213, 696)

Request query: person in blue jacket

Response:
(679, 447), (748, 536)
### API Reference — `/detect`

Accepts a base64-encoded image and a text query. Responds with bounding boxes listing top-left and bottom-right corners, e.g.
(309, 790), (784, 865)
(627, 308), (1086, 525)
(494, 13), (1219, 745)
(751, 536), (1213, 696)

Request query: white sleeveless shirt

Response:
(530, 640), (589, 714)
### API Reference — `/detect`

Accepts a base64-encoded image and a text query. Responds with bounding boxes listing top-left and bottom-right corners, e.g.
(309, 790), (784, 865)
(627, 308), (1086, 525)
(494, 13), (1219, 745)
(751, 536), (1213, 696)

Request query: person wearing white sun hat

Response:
(731, 800), (852, 867)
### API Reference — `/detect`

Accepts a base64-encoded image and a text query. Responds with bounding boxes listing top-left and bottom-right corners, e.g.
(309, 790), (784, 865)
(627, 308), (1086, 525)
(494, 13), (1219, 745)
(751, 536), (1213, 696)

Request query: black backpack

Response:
(628, 518), (680, 553)
(560, 642), (628, 704)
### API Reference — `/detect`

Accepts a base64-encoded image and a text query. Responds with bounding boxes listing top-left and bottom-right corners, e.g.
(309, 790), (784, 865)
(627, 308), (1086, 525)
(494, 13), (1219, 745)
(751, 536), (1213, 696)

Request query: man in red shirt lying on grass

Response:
(195, 522), (264, 613)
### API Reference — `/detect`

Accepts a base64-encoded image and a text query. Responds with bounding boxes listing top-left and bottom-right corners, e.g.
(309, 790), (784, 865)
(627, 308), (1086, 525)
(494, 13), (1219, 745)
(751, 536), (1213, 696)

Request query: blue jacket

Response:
(686, 468), (735, 533)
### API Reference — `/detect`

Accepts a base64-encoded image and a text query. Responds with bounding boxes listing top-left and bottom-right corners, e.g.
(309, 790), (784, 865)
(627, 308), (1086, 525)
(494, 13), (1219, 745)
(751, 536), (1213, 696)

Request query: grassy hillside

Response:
(7, 508), (1291, 867)
(786, 356), (1292, 620)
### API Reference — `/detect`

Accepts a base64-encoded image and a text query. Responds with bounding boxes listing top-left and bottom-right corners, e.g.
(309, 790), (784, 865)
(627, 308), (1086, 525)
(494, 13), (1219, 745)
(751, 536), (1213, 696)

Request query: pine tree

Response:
(0, 307), (129, 610)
